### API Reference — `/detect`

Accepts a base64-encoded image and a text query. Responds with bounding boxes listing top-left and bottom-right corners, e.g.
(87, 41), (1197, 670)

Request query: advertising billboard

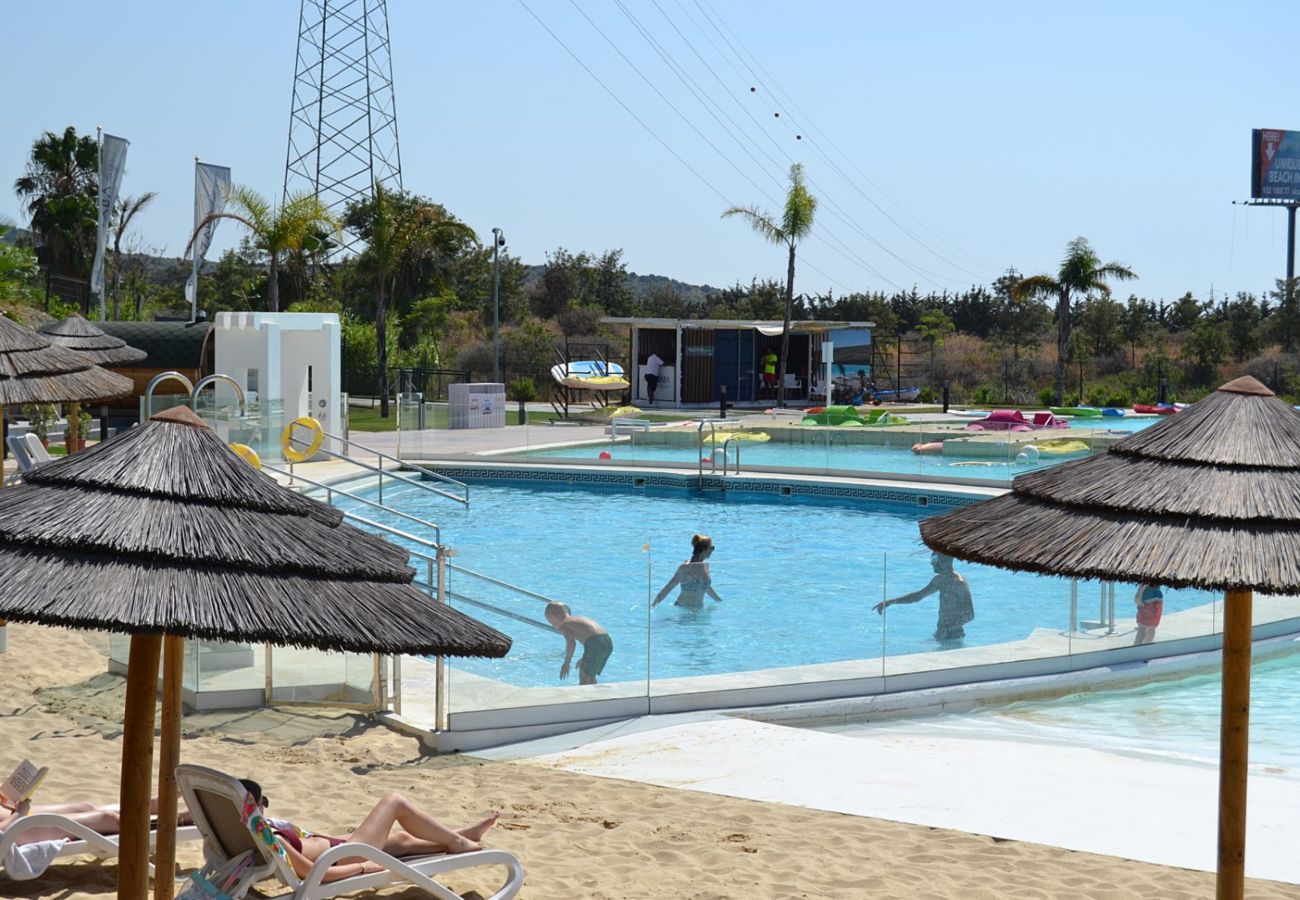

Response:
(1252, 129), (1300, 201)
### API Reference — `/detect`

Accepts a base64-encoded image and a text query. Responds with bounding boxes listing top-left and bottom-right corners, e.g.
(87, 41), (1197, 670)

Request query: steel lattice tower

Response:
(283, 0), (402, 236)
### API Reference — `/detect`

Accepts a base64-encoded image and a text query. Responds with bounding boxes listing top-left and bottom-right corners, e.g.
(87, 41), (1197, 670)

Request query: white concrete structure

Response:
(214, 312), (341, 454)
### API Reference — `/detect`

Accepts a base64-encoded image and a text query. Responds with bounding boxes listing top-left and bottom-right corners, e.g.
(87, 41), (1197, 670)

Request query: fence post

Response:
(435, 546), (449, 731)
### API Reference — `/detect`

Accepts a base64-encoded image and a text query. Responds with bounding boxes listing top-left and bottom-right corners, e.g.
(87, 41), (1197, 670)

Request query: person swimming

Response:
(873, 552), (974, 643)
(653, 533), (724, 610)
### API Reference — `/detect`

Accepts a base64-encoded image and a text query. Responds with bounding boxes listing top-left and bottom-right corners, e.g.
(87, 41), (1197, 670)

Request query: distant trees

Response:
(108, 192), (156, 319)
(13, 126), (99, 280)
(1014, 237), (1137, 404)
(189, 185), (339, 313)
(723, 162), (818, 407)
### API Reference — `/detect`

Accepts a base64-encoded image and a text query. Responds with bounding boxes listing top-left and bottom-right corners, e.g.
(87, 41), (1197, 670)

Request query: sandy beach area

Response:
(3, 624), (1297, 899)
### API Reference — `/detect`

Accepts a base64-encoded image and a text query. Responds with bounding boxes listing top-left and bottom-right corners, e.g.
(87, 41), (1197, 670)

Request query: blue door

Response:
(737, 330), (755, 401)
(714, 330), (738, 402)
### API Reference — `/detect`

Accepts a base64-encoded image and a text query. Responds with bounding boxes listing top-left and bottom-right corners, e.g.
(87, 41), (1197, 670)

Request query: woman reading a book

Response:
(1, 796), (187, 844)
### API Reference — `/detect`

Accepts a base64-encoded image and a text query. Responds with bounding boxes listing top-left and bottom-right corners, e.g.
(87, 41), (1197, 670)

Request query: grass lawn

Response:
(346, 404), (567, 432)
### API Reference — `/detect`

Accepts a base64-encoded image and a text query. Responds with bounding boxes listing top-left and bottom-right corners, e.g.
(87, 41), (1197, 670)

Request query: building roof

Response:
(600, 317), (874, 334)
(97, 321), (215, 369)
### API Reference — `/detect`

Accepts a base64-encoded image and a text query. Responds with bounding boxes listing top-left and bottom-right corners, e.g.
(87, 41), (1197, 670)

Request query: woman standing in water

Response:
(653, 533), (724, 610)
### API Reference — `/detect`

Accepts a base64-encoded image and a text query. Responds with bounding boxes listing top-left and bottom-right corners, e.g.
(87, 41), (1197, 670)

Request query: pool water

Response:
(338, 480), (1218, 688)
(515, 417), (1162, 480)
(818, 649), (1300, 773)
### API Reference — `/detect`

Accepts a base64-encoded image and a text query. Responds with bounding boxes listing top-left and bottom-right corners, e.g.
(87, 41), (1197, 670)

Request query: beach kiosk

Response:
(213, 311), (342, 458)
(601, 317), (874, 408)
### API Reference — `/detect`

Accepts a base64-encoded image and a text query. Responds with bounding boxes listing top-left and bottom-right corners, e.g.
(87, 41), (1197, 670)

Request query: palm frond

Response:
(722, 205), (785, 245)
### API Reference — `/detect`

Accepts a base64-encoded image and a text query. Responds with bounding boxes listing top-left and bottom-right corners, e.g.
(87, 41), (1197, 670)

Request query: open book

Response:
(0, 759), (49, 806)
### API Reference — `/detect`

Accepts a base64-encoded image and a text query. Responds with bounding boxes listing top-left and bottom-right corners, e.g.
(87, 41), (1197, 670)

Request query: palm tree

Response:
(13, 126), (100, 279)
(186, 185), (338, 312)
(109, 192), (156, 319)
(344, 183), (477, 417)
(1014, 237), (1136, 405)
(722, 163), (817, 407)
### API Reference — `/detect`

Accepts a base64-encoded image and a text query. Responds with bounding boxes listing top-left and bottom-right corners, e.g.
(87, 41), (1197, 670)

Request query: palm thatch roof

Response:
(0, 314), (133, 404)
(0, 406), (511, 657)
(921, 376), (1300, 593)
(39, 313), (148, 365)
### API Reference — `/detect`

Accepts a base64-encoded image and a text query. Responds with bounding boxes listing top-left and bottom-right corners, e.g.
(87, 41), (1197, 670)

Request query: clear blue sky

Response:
(3, 1), (1295, 303)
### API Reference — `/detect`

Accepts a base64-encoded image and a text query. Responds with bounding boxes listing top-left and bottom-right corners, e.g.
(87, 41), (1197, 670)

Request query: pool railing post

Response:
(1069, 580), (1078, 634)
(1107, 582), (1116, 634)
(880, 552), (887, 681)
(435, 546), (449, 731)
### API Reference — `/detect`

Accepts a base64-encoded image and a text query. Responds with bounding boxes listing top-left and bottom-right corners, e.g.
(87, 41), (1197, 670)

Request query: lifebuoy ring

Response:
(229, 442), (262, 470)
(281, 416), (324, 463)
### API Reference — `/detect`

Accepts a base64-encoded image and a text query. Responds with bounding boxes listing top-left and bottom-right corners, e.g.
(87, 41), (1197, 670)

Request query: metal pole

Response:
(435, 547), (449, 731)
(1216, 588), (1253, 900)
(491, 227), (503, 384)
(96, 127), (106, 320)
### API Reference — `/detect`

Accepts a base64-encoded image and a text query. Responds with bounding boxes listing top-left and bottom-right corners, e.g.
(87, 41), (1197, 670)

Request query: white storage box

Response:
(449, 382), (506, 429)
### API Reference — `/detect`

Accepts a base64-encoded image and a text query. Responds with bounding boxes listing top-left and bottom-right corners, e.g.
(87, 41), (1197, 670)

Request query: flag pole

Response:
(96, 126), (106, 319)
(190, 156), (199, 323)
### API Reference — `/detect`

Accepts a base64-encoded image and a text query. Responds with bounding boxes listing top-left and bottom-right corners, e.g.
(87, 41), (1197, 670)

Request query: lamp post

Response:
(491, 227), (505, 384)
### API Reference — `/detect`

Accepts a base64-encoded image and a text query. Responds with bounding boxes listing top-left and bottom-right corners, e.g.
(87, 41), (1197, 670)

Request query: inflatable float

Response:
(965, 410), (1070, 432)
(1049, 406), (1102, 418)
(1133, 403), (1181, 415)
(1029, 438), (1092, 457)
(948, 409), (990, 418)
(703, 430), (771, 444)
(873, 386), (921, 402)
(1101, 407), (1126, 417)
(603, 405), (642, 418)
(550, 360), (630, 391)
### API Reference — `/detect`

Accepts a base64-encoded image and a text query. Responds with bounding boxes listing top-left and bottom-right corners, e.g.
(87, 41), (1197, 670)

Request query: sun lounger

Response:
(4, 436), (36, 482)
(176, 764), (524, 900)
(0, 812), (200, 881)
(24, 433), (53, 466)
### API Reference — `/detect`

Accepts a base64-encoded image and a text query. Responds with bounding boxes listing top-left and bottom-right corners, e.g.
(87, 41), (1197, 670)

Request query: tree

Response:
(1222, 292), (1263, 362)
(109, 192), (156, 319)
(344, 183), (476, 417)
(1167, 291), (1206, 333)
(1120, 296), (1156, 368)
(13, 126), (99, 279)
(1075, 296), (1125, 358)
(1268, 277), (1300, 353)
(989, 268), (1050, 361)
(723, 162), (818, 407)
(1181, 320), (1227, 385)
(0, 222), (41, 305)
(187, 185), (338, 313)
(1014, 237), (1137, 404)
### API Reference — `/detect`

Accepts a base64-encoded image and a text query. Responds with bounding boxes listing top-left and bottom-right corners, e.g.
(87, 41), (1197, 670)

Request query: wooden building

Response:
(97, 320), (216, 418)
(601, 317), (874, 408)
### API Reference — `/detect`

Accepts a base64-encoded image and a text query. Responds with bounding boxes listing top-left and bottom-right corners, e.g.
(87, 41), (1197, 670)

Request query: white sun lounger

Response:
(0, 811), (201, 881)
(176, 764), (524, 900)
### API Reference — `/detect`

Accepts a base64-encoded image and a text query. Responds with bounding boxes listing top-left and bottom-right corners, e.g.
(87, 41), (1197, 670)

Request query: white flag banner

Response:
(90, 133), (129, 296)
(185, 161), (231, 317)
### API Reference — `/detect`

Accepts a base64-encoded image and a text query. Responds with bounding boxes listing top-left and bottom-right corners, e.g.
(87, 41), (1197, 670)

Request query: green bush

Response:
(918, 387), (934, 403)
(1037, 387), (1055, 407)
(1104, 392), (1131, 408)
(971, 384), (998, 405)
(508, 376), (538, 402)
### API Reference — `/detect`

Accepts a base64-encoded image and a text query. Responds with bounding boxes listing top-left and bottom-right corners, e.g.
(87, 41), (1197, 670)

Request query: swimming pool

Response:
(511, 417), (1163, 480)
(335, 478), (1220, 688)
(817, 648), (1300, 774)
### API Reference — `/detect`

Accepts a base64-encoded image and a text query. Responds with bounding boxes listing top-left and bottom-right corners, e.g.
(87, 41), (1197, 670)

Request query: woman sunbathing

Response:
(240, 780), (499, 882)
(0, 796), (188, 845)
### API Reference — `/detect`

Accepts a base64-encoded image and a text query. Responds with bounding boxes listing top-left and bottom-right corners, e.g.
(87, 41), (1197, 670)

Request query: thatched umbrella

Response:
(38, 314), (147, 456)
(920, 375), (1300, 900)
(0, 406), (511, 900)
(0, 314), (132, 653)
(39, 313), (149, 366)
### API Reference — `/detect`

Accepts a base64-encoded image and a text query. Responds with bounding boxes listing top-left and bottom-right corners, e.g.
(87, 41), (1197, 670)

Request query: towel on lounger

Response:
(3, 838), (68, 880)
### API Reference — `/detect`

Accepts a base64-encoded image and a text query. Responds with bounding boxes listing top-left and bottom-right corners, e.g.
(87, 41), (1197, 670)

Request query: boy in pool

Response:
(873, 552), (974, 643)
(1133, 584), (1163, 645)
(544, 602), (613, 685)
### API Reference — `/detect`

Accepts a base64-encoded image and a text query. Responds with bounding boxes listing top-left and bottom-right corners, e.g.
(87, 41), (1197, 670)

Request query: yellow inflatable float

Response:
(702, 431), (771, 444)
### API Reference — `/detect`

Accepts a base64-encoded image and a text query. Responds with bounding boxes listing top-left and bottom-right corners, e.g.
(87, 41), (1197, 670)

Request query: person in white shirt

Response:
(644, 352), (664, 404)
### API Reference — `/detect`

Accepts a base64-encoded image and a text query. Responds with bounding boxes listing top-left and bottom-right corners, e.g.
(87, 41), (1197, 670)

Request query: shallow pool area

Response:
(817, 647), (1300, 774)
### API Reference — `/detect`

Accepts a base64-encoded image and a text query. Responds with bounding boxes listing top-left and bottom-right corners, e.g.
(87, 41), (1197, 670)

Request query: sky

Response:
(3, 0), (1297, 304)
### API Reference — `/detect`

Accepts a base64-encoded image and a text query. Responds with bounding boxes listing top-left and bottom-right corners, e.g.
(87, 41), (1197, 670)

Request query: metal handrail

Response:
(720, 437), (744, 475)
(318, 427), (469, 501)
(610, 417), (654, 436)
(447, 562), (562, 605)
(697, 420), (718, 482)
(263, 463), (443, 546)
(447, 590), (554, 632)
(191, 374), (247, 417)
(287, 431), (467, 506)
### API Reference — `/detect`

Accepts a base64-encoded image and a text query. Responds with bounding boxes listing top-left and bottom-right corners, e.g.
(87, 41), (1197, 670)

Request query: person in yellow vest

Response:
(761, 348), (778, 395)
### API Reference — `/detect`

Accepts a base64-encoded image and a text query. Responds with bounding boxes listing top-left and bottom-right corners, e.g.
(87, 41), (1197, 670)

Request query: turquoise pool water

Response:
(818, 649), (1300, 773)
(339, 479), (1218, 688)
(513, 416), (1163, 480)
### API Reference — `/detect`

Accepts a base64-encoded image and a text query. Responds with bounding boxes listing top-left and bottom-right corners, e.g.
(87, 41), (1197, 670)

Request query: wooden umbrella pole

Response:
(1216, 588), (1253, 900)
(119, 633), (162, 900)
(66, 401), (80, 455)
(154, 636), (184, 900)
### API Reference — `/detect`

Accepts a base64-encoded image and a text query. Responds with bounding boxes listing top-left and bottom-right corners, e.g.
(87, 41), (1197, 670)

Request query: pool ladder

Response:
(697, 420), (743, 486)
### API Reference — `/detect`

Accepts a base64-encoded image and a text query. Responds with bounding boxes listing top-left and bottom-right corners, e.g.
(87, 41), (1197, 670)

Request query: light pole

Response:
(491, 227), (505, 384)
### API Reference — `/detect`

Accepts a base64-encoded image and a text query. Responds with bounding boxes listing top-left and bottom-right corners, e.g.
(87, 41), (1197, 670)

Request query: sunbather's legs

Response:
(345, 794), (498, 855)
(30, 801), (98, 816)
(13, 809), (121, 845)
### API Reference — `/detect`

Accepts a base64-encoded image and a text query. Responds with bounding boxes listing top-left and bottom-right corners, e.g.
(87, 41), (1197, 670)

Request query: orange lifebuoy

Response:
(281, 416), (324, 463)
